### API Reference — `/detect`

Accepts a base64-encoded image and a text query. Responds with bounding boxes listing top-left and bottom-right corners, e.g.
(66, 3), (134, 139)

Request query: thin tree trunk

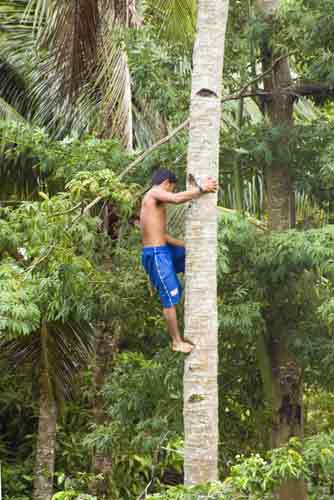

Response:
(234, 96), (244, 212)
(270, 339), (307, 500)
(183, 0), (230, 486)
(262, 51), (295, 230)
(257, 328), (307, 500)
(91, 206), (120, 497)
(256, 2), (306, 499)
(33, 326), (57, 500)
(91, 321), (119, 497)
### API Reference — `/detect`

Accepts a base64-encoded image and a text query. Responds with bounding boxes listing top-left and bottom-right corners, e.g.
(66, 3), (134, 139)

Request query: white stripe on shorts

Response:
(154, 248), (173, 307)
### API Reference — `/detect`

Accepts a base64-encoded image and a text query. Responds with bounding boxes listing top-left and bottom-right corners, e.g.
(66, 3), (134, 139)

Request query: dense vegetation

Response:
(1, 0), (334, 499)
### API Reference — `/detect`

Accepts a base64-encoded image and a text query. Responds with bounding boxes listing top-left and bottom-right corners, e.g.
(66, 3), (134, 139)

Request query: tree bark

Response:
(256, 2), (307, 499)
(270, 338), (307, 500)
(33, 326), (57, 500)
(91, 321), (120, 497)
(183, 0), (230, 486)
(259, 30), (295, 229)
(257, 330), (307, 500)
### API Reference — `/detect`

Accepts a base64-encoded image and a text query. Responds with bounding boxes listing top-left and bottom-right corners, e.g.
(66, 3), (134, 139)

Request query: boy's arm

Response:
(152, 186), (201, 205)
(151, 176), (218, 205)
(165, 234), (185, 247)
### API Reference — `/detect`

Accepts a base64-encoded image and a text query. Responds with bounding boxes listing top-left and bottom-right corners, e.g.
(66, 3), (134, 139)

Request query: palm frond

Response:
(49, 322), (95, 400)
(20, 0), (100, 99)
(0, 37), (97, 137)
(0, 0), (35, 56)
(0, 321), (95, 403)
(23, 0), (50, 37)
(38, 0), (99, 98)
(0, 0), (30, 29)
(144, 0), (196, 47)
(0, 96), (27, 123)
(0, 59), (32, 118)
(1, 0), (134, 144)
(132, 96), (169, 148)
(96, 31), (133, 149)
(0, 3), (42, 122)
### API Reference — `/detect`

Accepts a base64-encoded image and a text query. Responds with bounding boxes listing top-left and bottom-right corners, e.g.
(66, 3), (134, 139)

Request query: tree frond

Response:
(49, 321), (95, 400)
(0, 58), (32, 118)
(132, 96), (168, 148)
(23, 0), (50, 37)
(51, 0), (99, 98)
(0, 96), (27, 123)
(1, 0), (134, 144)
(144, 0), (196, 47)
(23, 0), (99, 98)
(0, 0), (29, 28)
(96, 33), (133, 149)
(0, 321), (95, 403)
(0, 0), (35, 55)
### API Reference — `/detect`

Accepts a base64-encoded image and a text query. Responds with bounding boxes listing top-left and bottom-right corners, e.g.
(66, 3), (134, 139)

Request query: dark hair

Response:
(152, 169), (177, 186)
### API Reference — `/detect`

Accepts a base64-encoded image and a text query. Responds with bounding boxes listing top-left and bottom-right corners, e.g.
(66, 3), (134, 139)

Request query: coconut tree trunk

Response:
(256, 1), (307, 499)
(33, 326), (57, 500)
(183, 0), (230, 486)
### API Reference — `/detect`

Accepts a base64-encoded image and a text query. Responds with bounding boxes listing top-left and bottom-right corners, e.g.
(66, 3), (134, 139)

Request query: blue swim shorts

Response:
(141, 244), (185, 308)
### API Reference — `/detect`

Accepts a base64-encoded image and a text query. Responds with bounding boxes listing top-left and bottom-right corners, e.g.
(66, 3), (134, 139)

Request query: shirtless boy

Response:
(140, 169), (218, 353)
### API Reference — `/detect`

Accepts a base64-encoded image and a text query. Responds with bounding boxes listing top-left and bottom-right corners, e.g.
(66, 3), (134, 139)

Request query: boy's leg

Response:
(163, 306), (193, 353)
(170, 245), (185, 274)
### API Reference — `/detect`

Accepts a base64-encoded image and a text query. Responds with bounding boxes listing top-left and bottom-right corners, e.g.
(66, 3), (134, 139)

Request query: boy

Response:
(140, 169), (217, 353)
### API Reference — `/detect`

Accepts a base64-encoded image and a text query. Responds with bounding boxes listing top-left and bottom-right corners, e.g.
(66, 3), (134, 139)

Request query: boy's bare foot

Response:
(172, 340), (194, 354)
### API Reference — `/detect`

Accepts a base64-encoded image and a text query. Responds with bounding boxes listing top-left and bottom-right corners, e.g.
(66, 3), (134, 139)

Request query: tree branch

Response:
(119, 54), (291, 180)
(49, 202), (83, 218)
(82, 55), (292, 214)
(286, 80), (334, 98)
(22, 55), (287, 271)
(118, 118), (191, 180)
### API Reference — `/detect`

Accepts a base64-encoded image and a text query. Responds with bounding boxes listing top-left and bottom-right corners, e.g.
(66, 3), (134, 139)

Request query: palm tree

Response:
(183, 0), (230, 485)
(0, 0), (138, 148)
(0, 321), (94, 500)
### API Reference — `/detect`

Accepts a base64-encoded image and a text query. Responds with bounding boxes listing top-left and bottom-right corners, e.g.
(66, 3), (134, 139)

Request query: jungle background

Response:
(2, 0), (334, 499)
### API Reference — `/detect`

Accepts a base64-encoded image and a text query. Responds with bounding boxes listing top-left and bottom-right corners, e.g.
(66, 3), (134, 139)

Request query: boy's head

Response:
(152, 169), (177, 192)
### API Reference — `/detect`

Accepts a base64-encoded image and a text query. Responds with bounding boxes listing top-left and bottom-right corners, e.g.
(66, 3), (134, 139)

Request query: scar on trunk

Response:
(197, 88), (218, 98)
(295, 403), (302, 425)
(279, 395), (302, 425)
(189, 394), (205, 403)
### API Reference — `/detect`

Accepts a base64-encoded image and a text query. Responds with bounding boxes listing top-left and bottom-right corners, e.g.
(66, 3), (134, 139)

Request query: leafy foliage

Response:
(148, 434), (334, 499)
